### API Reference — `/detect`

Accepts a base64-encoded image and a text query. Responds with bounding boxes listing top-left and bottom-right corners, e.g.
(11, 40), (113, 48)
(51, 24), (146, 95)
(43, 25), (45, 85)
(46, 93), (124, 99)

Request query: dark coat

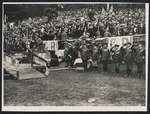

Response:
(101, 48), (110, 61)
(81, 48), (90, 61)
(92, 49), (99, 61)
(123, 47), (132, 62)
(22, 41), (27, 51)
(64, 49), (69, 60)
(135, 49), (145, 63)
(110, 48), (121, 63)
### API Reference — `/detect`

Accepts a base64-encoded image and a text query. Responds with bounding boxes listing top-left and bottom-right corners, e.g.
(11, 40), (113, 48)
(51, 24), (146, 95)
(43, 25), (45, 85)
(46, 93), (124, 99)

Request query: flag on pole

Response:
(109, 5), (114, 13)
(58, 4), (64, 9)
(102, 7), (106, 15)
(107, 3), (109, 12)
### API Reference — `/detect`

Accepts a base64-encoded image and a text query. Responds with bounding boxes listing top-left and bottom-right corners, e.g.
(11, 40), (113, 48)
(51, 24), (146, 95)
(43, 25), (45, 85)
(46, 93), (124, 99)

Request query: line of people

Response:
(64, 40), (145, 78)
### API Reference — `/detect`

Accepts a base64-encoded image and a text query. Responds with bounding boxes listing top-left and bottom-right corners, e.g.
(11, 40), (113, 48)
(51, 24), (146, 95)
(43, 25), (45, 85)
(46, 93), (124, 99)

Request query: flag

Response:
(102, 7), (106, 15)
(107, 3), (109, 12)
(109, 5), (114, 13)
(58, 4), (64, 9)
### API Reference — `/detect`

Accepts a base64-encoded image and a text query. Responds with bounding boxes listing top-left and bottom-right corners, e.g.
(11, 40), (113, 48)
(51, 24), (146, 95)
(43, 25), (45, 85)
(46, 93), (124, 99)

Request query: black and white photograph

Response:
(2, 2), (149, 111)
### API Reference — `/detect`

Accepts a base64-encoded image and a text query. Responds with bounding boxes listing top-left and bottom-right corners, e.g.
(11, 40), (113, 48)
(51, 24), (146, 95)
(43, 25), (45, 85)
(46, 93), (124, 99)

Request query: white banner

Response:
(107, 36), (131, 49)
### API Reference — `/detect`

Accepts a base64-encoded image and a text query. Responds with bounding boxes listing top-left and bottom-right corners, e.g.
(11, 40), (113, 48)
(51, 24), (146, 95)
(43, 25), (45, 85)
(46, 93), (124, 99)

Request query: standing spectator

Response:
(92, 45), (99, 73)
(61, 30), (68, 48)
(110, 44), (121, 76)
(81, 44), (90, 72)
(123, 42), (133, 77)
(64, 47), (70, 67)
(135, 43), (145, 78)
(104, 29), (111, 37)
(101, 43), (110, 74)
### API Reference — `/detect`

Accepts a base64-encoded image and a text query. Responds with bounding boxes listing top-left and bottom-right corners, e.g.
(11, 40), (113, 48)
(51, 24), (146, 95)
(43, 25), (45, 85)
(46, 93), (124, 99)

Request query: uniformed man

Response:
(5, 41), (11, 54)
(64, 47), (70, 67)
(71, 45), (79, 68)
(101, 43), (110, 74)
(123, 42), (133, 77)
(31, 45), (37, 53)
(44, 47), (51, 75)
(68, 45), (74, 68)
(135, 43), (145, 78)
(81, 43), (90, 72)
(110, 44), (121, 76)
(92, 45), (99, 73)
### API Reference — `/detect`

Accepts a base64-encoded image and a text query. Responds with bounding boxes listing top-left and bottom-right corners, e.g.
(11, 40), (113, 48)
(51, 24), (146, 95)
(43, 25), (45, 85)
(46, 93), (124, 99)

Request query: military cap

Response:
(114, 44), (119, 47)
(83, 43), (87, 45)
(124, 42), (132, 46)
(138, 41), (145, 44)
(102, 43), (108, 45)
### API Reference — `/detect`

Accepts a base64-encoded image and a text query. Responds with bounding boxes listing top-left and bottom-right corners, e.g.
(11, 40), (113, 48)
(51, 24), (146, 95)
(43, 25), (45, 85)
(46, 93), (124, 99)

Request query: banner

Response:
(43, 40), (58, 51)
(132, 34), (145, 42)
(107, 36), (131, 49)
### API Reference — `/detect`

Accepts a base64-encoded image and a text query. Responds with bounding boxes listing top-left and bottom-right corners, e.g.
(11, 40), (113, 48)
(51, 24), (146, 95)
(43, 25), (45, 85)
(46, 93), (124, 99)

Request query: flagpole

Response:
(4, 14), (6, 23)
(107, 3), (109, 12)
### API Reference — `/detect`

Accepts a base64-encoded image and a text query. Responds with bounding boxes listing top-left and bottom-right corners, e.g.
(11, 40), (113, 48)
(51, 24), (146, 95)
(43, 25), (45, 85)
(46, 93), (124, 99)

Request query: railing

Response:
(4, 52), (20, 79)
(30, 50), (50, 68)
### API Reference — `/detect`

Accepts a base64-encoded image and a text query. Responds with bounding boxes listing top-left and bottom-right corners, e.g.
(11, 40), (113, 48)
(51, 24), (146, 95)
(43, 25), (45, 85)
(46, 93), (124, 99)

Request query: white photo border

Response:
(1, 2), (149, 112)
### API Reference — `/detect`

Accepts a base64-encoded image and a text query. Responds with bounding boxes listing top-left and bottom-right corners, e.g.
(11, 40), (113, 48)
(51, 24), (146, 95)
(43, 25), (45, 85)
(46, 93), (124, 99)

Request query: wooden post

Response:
(16, 71), (19, 80)
(31, 51), (33, 67)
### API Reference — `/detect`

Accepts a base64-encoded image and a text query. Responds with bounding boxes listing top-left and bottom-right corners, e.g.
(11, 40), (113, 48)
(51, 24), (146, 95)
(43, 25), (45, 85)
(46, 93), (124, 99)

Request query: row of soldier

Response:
(64, 40), (145, 78)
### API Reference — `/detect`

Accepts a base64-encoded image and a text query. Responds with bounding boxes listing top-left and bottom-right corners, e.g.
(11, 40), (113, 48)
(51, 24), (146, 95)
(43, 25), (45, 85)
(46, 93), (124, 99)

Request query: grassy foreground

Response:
(4, 63), (146, 106)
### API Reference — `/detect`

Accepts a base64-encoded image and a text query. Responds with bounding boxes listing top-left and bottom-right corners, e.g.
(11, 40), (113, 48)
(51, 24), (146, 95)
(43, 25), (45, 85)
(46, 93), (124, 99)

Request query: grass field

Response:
(4, 63), (146, 106)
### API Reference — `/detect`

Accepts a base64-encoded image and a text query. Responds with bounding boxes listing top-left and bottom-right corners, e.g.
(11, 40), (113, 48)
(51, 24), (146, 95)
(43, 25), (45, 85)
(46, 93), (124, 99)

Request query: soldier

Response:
(44, 47), (51, 75)
(135, 43), (145, 78)
(92, 45), (99, 73)
(98, 43), (103, 64)
(5, 40), (11, 54)
(64, 47), (70, 67)
(81, 43), (90, 72)
(71, 45), (79, 68)
(31, 45), (37, 53)
(101, 43), (110, 74)
(68, 45), (74, 68)
(123, 42), (133, 77)
(110, 44), (121, 76)
(61, 30), (68, 48)
(22, 39), (27, 51)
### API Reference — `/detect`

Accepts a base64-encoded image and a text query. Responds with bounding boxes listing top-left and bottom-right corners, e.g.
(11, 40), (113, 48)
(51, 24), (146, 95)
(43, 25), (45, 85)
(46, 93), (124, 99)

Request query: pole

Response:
(107, 3), (109, 12)
(4, 14), (6, 23)
(16, 71), (19, 80)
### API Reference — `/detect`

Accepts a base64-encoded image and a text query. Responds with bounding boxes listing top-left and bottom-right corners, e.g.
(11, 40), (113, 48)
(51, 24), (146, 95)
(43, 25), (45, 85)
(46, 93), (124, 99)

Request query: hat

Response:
(124, 42), (132, 46)
(102, 43), (107, 45)
(83, 43), (87, 45)
(127, 42), (132, 45)
(68, 43), (72, 47)
(114, 44), (119, 47)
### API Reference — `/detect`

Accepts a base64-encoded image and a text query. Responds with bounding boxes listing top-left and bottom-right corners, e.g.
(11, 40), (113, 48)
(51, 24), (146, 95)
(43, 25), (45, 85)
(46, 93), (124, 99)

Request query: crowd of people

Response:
(4, 6), (145, 54)
(64, 39), (145, 78)
(4, 5), (146, 78)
